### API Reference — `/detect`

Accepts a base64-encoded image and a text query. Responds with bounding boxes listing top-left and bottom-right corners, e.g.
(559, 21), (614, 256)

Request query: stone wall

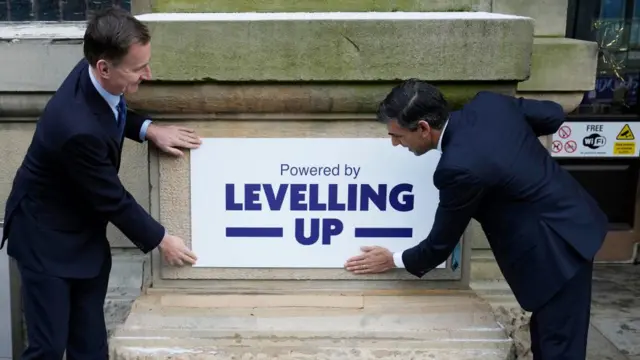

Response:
(0, 0), (598, 339)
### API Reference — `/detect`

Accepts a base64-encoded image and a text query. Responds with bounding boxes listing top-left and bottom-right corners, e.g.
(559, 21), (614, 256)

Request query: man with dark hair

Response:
(1, 7), (200, 359)
(345, 79), (607, 359)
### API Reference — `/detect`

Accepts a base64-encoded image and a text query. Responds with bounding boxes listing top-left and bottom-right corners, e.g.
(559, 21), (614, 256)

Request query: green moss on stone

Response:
(150, 0), (488, 13)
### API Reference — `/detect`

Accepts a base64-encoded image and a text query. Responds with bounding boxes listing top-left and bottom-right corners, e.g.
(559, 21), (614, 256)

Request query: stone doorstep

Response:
(108, 292), (515, 360)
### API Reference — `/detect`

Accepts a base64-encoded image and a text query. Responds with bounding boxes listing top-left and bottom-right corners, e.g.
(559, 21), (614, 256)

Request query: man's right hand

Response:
(158, 234), (198, 266)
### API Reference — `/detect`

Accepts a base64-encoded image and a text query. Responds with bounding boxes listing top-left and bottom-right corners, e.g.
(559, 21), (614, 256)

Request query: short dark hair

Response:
(376, 79), (449, 131)
(83, 7), (151, 67)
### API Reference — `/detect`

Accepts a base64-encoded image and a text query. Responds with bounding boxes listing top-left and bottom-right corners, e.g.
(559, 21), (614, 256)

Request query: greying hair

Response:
(83, 7), (151, 67)
(377, 79), (449, 131)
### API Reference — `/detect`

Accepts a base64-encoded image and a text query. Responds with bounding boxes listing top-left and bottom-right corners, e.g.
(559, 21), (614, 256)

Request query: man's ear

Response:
(96, 60), (110, 78)
(417, 120), (431, 137)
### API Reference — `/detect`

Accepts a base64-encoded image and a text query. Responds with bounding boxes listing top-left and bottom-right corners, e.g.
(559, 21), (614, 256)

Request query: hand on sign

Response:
(146, 123), (202, 157)
(159, 233), (198, 266)
(344, 246), (395, 274)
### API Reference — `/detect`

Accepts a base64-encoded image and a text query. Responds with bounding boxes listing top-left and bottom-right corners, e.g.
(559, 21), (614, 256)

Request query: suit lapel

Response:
(78, 62), (123, 169)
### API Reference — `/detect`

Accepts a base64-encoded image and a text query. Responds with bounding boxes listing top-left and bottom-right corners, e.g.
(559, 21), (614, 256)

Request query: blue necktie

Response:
(451, 241), (462, 271)
(116, 96), (127, 140)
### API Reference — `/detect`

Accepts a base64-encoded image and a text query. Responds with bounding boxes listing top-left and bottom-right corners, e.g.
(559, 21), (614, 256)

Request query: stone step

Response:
(108, 291), (514, 359)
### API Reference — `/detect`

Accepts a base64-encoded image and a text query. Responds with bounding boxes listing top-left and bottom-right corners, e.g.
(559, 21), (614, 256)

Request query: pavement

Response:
(588, 264), (640, 360)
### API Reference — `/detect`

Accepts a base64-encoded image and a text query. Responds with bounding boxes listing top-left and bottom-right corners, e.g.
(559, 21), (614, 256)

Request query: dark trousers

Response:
(18, 257), (111, 360)
(530, 261), (593, 360)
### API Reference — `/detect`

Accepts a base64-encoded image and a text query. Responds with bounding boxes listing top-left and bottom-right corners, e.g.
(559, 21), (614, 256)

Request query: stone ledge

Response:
(517, 37), (599, 92)
(150, 0), (492, 13)
(138, 12), (534, 82)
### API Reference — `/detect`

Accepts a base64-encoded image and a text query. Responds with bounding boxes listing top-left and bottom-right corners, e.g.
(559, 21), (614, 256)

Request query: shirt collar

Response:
(436, 119), (449, 153)
(88, 66), (122, 110)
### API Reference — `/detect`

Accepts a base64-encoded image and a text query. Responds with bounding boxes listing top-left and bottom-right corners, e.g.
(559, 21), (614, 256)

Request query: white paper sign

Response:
(190, 138), (447, 269)
(550, 122), (640, 157)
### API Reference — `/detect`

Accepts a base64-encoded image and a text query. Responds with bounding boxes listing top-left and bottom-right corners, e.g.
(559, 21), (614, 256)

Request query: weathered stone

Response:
(126, 82), (516, 115)
(0, 24), (85, 92)
(472, 281), (532, 360)
(106, 251), (150, 335)
(149, 0), (492, 13)
(137, 12), (534, 82)
(492, 0), (569, 36)
(518, 38), (599, 92)
(109, 292), (514, 359)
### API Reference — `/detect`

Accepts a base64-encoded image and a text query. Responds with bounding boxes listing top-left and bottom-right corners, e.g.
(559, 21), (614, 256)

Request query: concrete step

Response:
(109, 291), (515, 359)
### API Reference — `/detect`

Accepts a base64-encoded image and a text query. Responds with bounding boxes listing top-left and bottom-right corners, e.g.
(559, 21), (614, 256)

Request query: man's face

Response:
(96, 42), (152, 95)
(387, 119), (434, 156)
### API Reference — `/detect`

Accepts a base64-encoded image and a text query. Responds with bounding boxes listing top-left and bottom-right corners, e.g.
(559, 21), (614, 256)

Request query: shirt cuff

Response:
(393, 251), (405, 268)
(140, 119), (152, 141)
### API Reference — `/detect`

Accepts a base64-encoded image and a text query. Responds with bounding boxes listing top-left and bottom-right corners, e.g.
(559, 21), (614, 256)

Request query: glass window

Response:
(0, 0), (131, 22)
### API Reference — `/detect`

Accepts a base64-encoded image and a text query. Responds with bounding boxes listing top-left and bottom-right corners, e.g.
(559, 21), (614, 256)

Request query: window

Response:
(0, 0), (131, 22)
(567, 0), (640, 116)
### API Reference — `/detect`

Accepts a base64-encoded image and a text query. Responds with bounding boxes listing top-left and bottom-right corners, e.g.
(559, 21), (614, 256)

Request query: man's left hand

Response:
(344, 246), (395, 274)
(147, 124), (202, 157)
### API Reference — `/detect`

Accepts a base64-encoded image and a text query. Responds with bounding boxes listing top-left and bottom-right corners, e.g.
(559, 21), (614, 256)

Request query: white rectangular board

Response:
(550, 121), (639, 157)
(190, 138), (448, 269)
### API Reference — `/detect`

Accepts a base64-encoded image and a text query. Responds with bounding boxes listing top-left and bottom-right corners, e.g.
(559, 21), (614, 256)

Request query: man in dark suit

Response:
(1, 7), (201, 359)
(345, 79), (607, 359)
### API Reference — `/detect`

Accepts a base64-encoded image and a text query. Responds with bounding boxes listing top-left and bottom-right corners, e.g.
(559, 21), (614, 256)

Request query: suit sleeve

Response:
(60, 133), (165, 252)
(124, 109), (150, 143)
(510, 95), (566, 136)
(402, 167), (485, 277)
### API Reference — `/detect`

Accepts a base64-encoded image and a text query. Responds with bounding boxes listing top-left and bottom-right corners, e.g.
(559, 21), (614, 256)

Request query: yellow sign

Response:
(614, 142), (636, 155)
(616, 124), (635, 140)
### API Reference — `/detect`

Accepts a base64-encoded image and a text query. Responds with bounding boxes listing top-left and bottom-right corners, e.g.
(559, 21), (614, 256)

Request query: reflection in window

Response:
(0, 0), (130, 22)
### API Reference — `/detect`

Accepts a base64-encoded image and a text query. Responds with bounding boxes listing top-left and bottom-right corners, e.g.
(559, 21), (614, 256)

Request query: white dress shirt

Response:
(88, 67), (151, 141)
(392, 120), (449, 268)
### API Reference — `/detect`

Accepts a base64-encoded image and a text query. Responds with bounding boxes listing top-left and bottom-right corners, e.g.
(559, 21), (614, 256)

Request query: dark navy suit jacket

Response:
(403, 91), (607, 312)
(1, 59), (165, 279)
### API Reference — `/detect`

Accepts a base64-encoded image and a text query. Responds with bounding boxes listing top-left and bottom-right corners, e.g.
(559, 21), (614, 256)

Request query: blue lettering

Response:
(290, 184), (306, 211)
(295, 218), (319, 245)
(263, 184), (287, 210)
(309, 184), (327, 211)
(360, 184), (387, 211)
(327, 184), (345, 211)
(347, 184), (358, 211)
(295, 218), (344, 245)
(280, 163), (290, 176)
(322, 218), (343, 244)
(245, 183), (261, 210)
(225, 183), (415, 211)
(390, 183), (414, 211)
(225, 184), (242, 210)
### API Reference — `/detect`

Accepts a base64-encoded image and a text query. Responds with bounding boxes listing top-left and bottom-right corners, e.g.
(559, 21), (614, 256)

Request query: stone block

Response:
(137, 12), (534, 82)
(150, 0), (492, 13)
(492, 0), (569, 36)
(518, 37), (599, 92)
(0, 24), (85, 92)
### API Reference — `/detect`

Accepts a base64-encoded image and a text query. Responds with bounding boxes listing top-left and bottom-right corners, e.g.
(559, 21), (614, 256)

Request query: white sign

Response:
(190, 138), (447, 269)
(550, 122), (639, 157)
